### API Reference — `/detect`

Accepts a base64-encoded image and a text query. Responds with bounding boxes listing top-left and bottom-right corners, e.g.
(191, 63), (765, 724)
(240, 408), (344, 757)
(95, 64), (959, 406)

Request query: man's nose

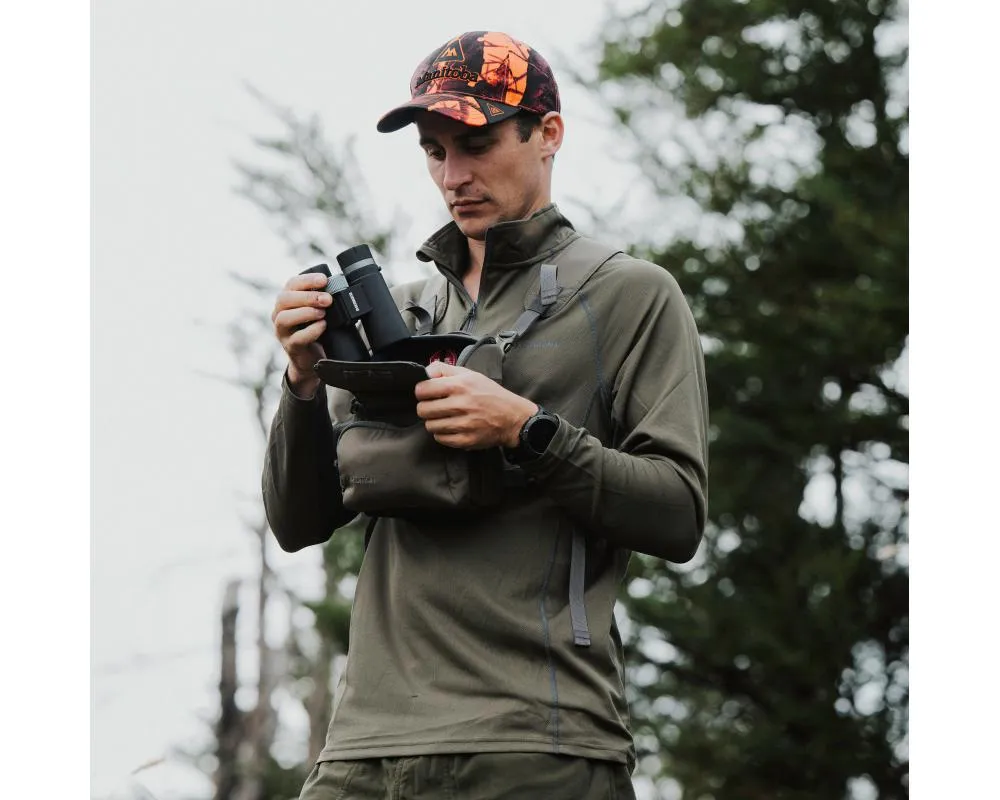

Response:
(442, 154), (473, 192)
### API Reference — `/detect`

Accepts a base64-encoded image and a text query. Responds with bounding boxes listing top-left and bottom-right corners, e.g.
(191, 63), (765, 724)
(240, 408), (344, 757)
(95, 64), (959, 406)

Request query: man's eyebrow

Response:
(418, 130), (495, 149)
(459, 129), (495, 141)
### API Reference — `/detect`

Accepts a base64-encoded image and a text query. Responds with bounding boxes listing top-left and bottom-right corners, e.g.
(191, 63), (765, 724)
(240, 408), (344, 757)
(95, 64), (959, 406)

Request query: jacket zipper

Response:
(460, 302), (478, 333)
(435, 267), (481, 334)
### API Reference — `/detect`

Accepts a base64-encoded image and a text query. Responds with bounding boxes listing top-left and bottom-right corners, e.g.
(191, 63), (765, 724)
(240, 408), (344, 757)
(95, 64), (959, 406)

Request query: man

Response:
(265, 30), (709, 799)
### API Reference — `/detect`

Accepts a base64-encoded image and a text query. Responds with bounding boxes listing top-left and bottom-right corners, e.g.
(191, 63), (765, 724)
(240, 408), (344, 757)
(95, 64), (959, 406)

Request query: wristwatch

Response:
(507, 407), (559, 463)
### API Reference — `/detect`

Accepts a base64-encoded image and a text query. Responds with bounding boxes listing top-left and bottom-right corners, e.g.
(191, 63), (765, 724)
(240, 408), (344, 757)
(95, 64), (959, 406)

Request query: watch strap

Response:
(507, 407), (558, 462)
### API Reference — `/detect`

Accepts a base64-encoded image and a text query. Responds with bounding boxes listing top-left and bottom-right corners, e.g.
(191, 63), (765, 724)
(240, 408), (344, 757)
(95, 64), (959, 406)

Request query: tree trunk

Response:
(306, 559), (338, 762)
(213, 580), (244, 800)
(234, 519), (277, 800)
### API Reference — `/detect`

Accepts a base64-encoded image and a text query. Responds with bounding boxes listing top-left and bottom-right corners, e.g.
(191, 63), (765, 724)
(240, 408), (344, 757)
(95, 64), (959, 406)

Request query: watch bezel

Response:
(521, 409), (558, 454)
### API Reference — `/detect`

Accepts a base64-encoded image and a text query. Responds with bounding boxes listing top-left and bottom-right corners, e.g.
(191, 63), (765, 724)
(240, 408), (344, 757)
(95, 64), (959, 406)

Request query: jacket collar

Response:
(415, 204), (577, 275)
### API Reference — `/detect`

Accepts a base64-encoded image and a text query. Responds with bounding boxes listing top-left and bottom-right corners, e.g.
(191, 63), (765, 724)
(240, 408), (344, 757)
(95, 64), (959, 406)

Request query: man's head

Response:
(377, 31), (564, 240)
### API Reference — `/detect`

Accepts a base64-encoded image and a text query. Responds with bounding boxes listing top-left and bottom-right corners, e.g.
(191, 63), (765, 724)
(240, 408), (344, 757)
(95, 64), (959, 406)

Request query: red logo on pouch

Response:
(428, 350), (459, 366)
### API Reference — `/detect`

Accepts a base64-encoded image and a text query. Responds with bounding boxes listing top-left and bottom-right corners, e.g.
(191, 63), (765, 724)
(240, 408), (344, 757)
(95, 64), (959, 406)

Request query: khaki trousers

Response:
(298, 753), (637, 800)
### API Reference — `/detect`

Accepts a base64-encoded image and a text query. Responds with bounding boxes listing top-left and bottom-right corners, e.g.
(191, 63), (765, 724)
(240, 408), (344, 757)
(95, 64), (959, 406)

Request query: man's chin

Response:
(452, 217), (493, 241)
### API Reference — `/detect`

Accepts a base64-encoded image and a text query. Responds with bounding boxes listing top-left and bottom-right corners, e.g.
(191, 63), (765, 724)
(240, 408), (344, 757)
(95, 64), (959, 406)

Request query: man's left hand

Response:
(415, 361), (538, 450)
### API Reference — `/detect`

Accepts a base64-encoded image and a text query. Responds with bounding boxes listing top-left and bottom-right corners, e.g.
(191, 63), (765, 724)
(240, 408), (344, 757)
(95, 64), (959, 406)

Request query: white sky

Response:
(92, 2), (643, 797)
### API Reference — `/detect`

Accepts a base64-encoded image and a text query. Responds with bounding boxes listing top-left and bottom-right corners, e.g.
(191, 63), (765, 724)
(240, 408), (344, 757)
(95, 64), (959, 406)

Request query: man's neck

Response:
(463, 239), (486, 301)
(460, 200), (553, 301)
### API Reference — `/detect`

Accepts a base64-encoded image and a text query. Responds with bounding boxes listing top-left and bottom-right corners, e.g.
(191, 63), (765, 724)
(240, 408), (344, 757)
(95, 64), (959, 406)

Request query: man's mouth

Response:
(451, 199), (487, 210)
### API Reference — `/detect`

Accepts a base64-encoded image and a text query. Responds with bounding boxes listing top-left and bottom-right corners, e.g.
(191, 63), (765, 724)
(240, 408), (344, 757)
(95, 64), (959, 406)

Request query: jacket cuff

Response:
(281, 369), (327, 405)
(515, 414), (577, 480)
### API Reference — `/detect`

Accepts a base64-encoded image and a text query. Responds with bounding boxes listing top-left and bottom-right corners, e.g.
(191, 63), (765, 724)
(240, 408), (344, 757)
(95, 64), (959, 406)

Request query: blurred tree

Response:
(217, 0), (909, 792)
(585, 0), (909, 797)
(202, 89), (415, 799)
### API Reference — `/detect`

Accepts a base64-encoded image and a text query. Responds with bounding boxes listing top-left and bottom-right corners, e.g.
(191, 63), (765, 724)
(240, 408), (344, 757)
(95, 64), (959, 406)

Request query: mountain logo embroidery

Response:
(487, 103), (505, 116)
(436, 37), (465, 63)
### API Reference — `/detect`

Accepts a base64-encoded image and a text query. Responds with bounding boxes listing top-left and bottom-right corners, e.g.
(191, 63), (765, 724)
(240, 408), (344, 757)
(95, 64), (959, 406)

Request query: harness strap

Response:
(569, 531), (592, 647)
(497, 263), (559, 351)
(499, 242), (620, 649)
(539, 260), (560, 305)
(403, 237), (625, 650)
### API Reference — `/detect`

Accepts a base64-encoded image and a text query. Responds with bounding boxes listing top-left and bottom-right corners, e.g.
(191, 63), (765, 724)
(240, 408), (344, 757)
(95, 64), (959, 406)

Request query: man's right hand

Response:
(272, 272), (333, 398)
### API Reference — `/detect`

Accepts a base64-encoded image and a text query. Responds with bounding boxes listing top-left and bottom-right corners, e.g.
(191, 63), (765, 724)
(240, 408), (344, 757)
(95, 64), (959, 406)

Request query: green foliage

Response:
(593, 0), (908, 797)
(304, 517), (367, 653)
(260, 756), (313, 800)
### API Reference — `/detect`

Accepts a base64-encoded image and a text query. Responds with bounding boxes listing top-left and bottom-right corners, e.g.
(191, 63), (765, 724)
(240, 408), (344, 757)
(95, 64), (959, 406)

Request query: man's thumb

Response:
(425, 359), (460, 378)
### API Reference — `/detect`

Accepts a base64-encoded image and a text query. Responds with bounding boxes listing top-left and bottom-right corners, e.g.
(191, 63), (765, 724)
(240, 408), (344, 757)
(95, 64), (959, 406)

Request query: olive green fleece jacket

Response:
(262, 205), (709, 767)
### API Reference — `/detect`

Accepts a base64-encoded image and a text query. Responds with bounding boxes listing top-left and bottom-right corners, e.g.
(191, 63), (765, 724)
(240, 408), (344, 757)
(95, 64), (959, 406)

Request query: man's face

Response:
(415, 112), (555, 241)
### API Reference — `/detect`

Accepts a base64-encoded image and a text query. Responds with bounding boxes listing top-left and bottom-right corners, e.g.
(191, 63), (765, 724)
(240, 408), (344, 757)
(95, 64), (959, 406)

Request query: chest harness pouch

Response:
(317, 235), (622, 647)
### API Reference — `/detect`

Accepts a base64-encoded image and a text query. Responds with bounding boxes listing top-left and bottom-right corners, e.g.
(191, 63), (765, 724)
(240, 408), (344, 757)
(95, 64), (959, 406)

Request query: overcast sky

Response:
(53, 1), (1000, 798)
(89, 2), (919, 798)
(91, 2), (650, 798)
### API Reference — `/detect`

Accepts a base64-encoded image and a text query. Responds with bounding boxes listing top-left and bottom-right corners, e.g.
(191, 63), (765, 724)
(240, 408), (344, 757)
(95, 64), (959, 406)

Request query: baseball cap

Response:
(377, 31), (561, 133)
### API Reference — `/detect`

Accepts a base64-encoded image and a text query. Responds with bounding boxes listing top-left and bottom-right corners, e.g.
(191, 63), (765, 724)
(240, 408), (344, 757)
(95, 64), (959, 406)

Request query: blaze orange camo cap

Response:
(377, 31), (561, 133)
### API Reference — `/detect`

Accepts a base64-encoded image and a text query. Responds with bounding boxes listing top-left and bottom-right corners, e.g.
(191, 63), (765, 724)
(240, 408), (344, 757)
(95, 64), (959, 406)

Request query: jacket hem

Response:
(317, 738), (631, 765)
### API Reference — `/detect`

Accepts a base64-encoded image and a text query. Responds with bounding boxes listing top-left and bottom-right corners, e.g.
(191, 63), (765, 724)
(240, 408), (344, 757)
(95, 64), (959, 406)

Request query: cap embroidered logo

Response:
(435, 37), (465, 63)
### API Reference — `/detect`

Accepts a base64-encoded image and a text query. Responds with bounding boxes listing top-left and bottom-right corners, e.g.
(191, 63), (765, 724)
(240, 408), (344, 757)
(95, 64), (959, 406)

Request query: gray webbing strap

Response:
(569, 531), (592, 647)
(540, 261), (560, 305)
(500, 257), (601, 648)
(498, 263), (558, 350)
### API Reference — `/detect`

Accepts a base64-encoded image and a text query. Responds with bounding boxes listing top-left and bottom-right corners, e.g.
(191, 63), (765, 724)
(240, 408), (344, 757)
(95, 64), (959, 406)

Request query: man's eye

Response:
(425, 149), (444, 160)
(464, 141), (491, 153)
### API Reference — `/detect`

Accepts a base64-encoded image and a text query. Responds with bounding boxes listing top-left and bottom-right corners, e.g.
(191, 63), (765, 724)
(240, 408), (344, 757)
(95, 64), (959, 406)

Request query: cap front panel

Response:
(378, 30), (560, 132)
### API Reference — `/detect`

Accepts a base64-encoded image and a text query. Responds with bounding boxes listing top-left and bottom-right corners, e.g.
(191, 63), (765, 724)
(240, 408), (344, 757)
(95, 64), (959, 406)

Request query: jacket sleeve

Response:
(519, 264), (709, 563)
(262, 373), (358, 552)
(261, 278), (434, 552)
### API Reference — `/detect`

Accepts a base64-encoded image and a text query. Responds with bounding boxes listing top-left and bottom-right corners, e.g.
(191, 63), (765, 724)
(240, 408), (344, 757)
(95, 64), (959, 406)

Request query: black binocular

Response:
(300, 244), (482, 412)
(300, 244), (411, 362)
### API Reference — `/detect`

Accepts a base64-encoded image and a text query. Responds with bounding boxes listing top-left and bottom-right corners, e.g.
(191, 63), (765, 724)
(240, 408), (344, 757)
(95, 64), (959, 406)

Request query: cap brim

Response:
(377, 92), (521, 133)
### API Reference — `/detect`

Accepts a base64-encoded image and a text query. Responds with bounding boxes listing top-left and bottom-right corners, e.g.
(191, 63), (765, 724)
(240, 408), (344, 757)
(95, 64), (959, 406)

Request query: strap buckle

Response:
(496, 329), (518, 353)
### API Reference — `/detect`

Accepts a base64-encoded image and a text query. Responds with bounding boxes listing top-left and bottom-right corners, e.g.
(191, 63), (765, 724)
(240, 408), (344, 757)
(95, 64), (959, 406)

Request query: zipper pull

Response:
(460, 302), (478, 333)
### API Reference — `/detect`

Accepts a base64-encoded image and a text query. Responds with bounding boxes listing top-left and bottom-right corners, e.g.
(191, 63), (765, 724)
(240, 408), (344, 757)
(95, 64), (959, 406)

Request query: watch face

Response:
(525, 413), (557, 453)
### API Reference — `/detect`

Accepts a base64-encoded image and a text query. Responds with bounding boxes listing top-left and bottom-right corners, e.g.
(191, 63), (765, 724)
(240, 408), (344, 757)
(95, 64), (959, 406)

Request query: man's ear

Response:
(539, 112), (564, 159)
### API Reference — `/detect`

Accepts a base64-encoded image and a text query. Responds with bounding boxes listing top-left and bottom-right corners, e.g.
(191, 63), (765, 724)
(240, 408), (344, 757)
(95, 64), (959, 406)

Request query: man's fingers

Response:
(284, 273), (330, 291)
(415, 399), (460, 421)
(414, 375), (460, 402)
(430, 434), (465, 449)
(415, 363), (484, 402)
(431, 432), (489, 451)
(284, 318), (326, 348)
(425, 361), (462, 379)
(275, 306), (327, 336)
(424, 417), (475, 442)
(271, 289), (332, 322)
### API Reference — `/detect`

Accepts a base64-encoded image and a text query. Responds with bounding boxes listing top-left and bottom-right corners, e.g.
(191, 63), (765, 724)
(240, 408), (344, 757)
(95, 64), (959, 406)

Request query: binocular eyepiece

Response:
(300, 244), (411, 363)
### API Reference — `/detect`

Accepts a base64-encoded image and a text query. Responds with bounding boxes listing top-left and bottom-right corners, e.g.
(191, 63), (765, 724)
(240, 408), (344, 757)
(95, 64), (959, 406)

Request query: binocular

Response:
(300, 244), (412, 362)
(300, 244), (489, 415)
